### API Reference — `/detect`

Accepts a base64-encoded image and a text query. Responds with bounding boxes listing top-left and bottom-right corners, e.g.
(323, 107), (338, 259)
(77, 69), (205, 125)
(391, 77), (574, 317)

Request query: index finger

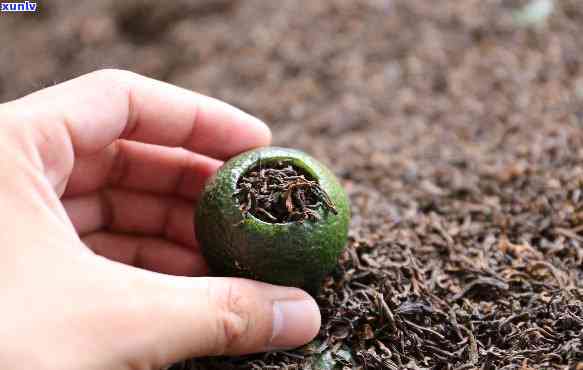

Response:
(9, 68), (270, 176)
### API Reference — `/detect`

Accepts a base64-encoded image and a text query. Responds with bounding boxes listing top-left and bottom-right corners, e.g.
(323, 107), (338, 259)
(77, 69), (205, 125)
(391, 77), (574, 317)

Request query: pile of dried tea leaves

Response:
(235, 161), (337, 224)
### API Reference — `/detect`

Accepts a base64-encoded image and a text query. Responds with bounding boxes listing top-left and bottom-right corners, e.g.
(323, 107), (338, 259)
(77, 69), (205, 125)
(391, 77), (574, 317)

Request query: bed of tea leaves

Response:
(2, 0), (583, 369)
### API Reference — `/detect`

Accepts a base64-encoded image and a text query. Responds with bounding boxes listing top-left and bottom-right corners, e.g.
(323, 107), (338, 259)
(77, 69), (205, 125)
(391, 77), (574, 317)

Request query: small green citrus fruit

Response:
(195, 146), (350, 295)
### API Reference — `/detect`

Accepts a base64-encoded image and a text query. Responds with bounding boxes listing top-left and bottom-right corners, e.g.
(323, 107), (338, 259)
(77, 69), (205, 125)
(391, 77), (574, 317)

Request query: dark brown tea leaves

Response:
(235, 161), (337, 224)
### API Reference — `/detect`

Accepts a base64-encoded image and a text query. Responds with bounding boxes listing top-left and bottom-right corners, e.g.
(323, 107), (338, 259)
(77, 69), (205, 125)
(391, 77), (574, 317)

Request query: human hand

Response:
(0, 70), (320, 370)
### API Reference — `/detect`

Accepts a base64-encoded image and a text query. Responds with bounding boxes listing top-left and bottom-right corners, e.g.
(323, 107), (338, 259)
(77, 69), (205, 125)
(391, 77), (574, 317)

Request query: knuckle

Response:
(209, 280), (252, 354)
(85, 69), (136, 104)
(90, 68), (135, 81)
(88, 69), (141, 92)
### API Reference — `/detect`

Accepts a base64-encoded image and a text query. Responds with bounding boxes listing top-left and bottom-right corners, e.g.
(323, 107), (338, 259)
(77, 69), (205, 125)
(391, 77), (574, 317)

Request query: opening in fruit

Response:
(234, 159), (338, 224)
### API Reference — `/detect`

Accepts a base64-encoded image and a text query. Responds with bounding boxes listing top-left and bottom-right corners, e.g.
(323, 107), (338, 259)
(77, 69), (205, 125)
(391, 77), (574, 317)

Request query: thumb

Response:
(106, 264), (321, 368)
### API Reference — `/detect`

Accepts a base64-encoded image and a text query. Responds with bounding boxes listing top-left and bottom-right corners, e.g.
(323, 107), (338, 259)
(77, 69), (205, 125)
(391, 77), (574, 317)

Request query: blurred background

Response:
(1, 1), (582, 187)
(2, 0), (583, 368)
(2, 0), (581, 250)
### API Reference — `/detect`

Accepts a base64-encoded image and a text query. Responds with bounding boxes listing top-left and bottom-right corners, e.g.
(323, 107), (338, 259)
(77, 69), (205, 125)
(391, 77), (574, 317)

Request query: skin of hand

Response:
(0, 69), (321, 370)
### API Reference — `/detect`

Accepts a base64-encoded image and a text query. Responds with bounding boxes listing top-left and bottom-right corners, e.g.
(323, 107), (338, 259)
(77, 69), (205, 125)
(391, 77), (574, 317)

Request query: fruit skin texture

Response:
(195, 147), (350, 294)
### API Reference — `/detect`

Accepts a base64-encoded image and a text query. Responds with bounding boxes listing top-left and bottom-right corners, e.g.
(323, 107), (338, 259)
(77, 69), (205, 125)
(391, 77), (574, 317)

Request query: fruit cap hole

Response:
(234, 158), (337, 224)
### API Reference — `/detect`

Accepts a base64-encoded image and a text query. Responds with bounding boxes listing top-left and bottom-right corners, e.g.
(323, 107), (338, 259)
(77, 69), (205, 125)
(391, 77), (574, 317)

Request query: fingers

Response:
(83, 232), (207, 276)
(64, 140), (222, 200)
(195, 278), (321, 356)
(63, 188), (198, 248)
(101, 265), (321, 367)
(8, 69), (271, 191)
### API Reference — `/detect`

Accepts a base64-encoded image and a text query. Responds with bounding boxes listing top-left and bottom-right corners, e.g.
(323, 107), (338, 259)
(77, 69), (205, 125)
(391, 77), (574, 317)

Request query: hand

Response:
(0, 70), (320, 370)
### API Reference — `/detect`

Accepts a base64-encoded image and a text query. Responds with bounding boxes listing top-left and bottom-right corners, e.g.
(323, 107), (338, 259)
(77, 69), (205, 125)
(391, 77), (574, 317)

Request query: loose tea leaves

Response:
(235, 161), (337, 223)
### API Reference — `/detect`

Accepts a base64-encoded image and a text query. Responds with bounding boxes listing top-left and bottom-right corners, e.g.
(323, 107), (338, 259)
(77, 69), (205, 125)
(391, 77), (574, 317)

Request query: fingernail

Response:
(269, 298), (321, 351)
